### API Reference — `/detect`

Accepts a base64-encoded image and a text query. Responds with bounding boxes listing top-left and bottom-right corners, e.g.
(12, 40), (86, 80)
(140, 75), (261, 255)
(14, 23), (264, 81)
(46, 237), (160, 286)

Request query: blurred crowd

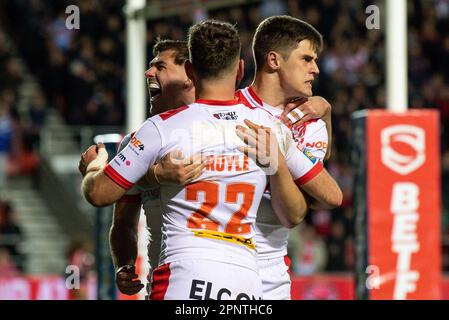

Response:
(0, 199), (24, 276)
(0, 30), (42, 187)
(1, 0), (125, 126)
(0, 0), (448, 274)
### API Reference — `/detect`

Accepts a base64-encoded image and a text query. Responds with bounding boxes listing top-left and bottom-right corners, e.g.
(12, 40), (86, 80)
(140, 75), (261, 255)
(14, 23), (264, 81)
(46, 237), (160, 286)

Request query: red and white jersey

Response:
(105, 98), (323, 271)
(117, 134), (163, 273)
(238, 86), (328, 260)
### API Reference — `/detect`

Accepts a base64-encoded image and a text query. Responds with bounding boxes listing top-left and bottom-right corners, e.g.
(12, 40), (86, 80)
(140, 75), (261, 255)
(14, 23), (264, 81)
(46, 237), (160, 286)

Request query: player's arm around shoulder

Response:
(142, 150), (205, 187)
(280, 96), (332, 161)
(80, 120), (162, 207)
(79, 143), (127, 207)
(236, 119), (308, 228)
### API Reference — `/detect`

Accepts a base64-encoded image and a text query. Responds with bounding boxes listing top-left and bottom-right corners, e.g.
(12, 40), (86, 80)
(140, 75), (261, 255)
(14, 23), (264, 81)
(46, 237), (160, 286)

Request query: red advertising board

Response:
(366, 110), (441, 299)
(291, 275), (354, 300)
(3, 274), (449, 300)
(0, 276), (94, 300)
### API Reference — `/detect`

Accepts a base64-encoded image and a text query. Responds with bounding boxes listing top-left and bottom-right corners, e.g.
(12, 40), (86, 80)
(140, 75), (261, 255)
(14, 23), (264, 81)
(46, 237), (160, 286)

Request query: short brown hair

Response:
(153, 38), (189, 65)
(252, 15), (323, 69)
(187, 20), (241, 79)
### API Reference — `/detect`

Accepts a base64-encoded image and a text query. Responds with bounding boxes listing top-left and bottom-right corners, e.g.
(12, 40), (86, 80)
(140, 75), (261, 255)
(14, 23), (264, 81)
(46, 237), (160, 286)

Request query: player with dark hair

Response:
(79, 20), (322, 299)
(236, 15), (339, 299)
(109, 39), (198, 297)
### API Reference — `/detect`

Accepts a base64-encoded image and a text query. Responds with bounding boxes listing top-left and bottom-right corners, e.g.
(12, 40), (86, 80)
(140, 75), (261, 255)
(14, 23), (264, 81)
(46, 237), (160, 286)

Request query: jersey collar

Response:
(195, 98), (240, 106)
(246, 86), (264, 107)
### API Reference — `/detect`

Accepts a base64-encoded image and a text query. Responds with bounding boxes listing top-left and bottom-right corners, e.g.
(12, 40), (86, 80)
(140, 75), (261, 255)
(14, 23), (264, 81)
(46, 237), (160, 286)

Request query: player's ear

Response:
(266, 51), (281, 71)
(236, 59), (245, 84)
(184, 60), (194, 81)
(183, 78), (194, 90)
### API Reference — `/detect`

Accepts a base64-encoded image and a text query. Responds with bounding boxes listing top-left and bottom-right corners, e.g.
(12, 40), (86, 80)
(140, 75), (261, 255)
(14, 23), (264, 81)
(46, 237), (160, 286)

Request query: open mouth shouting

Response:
(305, 80), (313, 89)
(148, 81), (161, 102)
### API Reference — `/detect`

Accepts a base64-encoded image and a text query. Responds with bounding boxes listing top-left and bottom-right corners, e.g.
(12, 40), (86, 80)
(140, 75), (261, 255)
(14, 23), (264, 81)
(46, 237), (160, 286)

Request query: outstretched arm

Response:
(236, 119), (308, 228)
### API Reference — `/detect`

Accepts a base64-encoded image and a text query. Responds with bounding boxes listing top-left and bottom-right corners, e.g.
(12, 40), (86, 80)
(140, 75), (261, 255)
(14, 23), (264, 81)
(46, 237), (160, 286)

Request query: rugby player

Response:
(102, 19), (341, 298)
(80, 20), (322, 300)
(109, 40), (198, 296)
(236, 15), (342, 299)
(147, 16), (341, 299)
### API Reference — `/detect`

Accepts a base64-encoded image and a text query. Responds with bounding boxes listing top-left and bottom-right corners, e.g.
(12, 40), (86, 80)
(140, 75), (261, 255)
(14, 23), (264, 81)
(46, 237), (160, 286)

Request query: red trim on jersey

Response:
(247, 86), (264, 106)
(293, 119), (319, 144)
(295, 162), (323, 186)
(284, 255), (292, 298)
(159, 105), (189, 120)
(235, 90), (257, 109)
(196, 98), (240, 106)
(104, 165), (134, 190)
(150, 263), (171, 300)
(117, 194), (141, 203)
(293, 119), (319, 132)
(284, 255), (292, 277)
(241, 87), (278, 116)
(235, 89), (244, 102)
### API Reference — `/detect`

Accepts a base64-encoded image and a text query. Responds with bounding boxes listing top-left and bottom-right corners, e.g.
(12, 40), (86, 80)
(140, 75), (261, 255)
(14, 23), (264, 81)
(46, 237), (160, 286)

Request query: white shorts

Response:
(258, 255), (291, 300)
(150, 259), (262, 300)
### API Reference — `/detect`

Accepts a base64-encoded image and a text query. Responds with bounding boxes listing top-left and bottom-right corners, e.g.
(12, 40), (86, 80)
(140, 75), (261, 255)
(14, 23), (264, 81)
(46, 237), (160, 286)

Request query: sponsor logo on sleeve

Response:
(305, 141), (328, 150)
(130, 136), (145, 151)
(117, 153), (131, 166)
(303, 149), (317, 164)
(118, 153), (126, 162)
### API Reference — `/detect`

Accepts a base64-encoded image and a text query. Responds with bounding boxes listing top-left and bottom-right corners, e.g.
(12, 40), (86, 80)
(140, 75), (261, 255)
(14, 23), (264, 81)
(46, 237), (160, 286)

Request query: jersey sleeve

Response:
(115, 133), (142, 197)
(282, 125), (323, 186)
(300, 120), (328, 162)
(104, 120), (162, 190)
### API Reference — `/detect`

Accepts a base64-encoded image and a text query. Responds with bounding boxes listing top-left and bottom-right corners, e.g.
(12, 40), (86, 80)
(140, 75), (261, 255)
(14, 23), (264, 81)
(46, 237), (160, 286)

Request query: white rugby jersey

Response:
(117, 134), (162, 272)
(105, 98), (323, 271)
(238, 86), (328, 260)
